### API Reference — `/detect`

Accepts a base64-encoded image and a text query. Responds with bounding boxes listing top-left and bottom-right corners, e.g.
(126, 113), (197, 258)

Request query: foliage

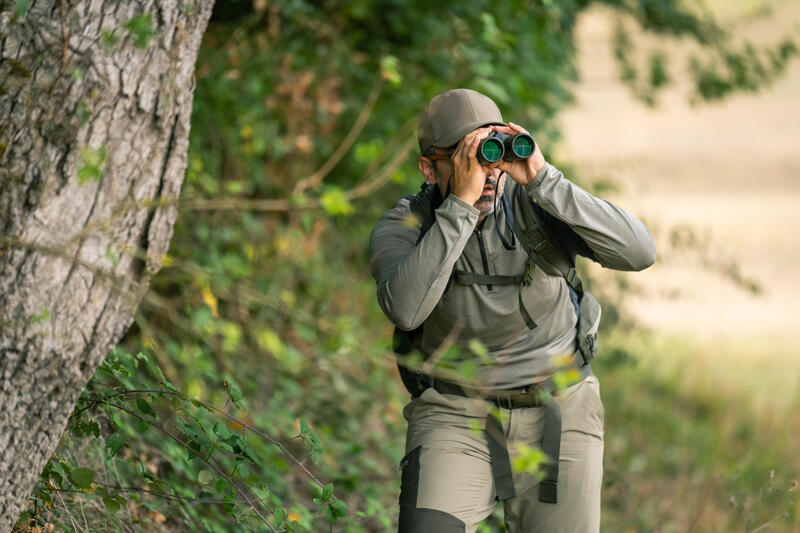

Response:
(14, 0), (800, 531)
(19, 348), (346, 532)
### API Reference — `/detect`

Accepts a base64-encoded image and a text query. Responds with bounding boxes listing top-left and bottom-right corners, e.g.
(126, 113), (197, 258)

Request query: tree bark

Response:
(0, 1), (213, 529)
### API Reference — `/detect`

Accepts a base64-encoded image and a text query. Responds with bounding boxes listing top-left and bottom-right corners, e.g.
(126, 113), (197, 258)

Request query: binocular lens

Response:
(512, 135), (534, 158)
(479, 138), (503, 163)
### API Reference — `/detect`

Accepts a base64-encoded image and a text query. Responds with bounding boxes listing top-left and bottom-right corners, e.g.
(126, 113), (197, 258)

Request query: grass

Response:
(597, 329), (799, 532)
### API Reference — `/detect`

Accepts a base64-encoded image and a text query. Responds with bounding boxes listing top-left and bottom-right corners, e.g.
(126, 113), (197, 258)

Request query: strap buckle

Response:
(539, 480), (558, 503)
(565, 267), (578, 285)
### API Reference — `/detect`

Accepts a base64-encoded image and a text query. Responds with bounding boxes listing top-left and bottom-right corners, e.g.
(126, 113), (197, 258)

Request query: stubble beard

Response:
(474, 195), (497, 215)
(474, 174), (504, 215)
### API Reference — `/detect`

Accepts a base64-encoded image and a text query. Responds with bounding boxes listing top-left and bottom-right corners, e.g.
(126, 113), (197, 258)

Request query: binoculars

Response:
(476, 132), (536, 165)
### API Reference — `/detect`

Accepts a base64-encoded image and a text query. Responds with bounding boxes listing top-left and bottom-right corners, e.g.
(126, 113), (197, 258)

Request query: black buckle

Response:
(534, 239), (549, 253)
(539, 480), (558, 503)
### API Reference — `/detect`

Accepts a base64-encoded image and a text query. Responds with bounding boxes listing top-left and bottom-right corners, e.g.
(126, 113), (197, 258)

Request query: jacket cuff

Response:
(523, 162), (556, 201)
(439, 193), (481, 221)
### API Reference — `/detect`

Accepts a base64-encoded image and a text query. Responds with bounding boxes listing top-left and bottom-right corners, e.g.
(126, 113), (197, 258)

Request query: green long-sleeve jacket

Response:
(369, 163), (656, 390)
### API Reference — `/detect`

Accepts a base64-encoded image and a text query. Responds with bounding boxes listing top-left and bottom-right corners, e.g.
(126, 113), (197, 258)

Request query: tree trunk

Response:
(0, 1), (213, 529)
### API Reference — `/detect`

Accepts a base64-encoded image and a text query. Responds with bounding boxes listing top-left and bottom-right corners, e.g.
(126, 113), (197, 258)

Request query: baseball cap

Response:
(418, 88), (506, 154)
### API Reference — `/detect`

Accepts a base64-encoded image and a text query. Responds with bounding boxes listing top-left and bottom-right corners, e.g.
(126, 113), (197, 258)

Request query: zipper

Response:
(475, 229), (493, 292)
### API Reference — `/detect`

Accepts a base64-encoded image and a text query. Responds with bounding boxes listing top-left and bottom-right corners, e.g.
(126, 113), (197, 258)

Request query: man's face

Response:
(427, 145), (506, 216)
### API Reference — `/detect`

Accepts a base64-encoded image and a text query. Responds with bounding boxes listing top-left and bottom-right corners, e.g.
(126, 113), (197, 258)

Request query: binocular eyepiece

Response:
(476, 132), (536, 165)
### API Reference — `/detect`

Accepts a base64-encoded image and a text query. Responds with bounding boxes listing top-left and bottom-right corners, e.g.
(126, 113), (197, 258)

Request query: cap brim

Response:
(432, 120), (507, 149)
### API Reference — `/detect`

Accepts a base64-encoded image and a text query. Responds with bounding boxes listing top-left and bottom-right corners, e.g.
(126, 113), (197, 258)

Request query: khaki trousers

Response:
(399, 375), (605, 533)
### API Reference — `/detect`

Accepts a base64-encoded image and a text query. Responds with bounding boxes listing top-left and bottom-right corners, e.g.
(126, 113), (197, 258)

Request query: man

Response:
(369, 88), (655, 533)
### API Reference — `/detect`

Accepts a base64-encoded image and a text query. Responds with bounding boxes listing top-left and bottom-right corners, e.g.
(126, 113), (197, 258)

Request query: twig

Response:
(182, 196), (301, 212)
(78, 498), (90, 532)
(52, 485), (84, 532)
(293, 74), (384, 196)
(44, 485), (228, 505)
(686, 476), (717, 532)
(420, 321), (463, 375)
(345, 135), (416, 200)
(750, 519), (777, 533)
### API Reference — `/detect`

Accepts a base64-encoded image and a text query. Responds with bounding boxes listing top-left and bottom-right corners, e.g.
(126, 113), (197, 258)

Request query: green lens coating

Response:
(481, 139), (503, 162)
(512, 136), (534, 157)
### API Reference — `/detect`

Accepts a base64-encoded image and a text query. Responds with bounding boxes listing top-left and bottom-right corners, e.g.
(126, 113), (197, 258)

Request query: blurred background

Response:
(25, 1), (800, 532)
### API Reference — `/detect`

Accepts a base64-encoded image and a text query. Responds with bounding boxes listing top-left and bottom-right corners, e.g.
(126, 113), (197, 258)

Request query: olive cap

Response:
(418, 88), (506, 154)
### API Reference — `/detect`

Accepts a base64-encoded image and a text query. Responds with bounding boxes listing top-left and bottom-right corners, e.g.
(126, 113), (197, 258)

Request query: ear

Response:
(418, 156), (437, 185)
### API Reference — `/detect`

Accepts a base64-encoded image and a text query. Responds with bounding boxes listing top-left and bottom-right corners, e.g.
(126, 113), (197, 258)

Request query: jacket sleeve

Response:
(524, 163), (656, 271)
(369, 194), (479, 331)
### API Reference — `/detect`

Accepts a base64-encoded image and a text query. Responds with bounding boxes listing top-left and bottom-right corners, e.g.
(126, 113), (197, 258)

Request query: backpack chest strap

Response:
(453, 270), (524, 286)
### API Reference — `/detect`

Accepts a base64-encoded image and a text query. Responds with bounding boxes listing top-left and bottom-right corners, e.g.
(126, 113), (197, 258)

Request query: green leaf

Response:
(223, 380), (246, 410)
(197, 469), (214, 486)
(299, 417), (323, 464)
(102, 495), (125, 512)
(330, 498), (347, 518)
(353, 141), (382, 164)
(70, 467), (94, 489)
(467, 338), (489, 360)
(319, 187), (354, 216)
(136, 397), (153, 415)
(511, 442), (547, 476)
(101, 29), (119, 48)
(321, 482), (334, 501)
(148, 478), (169, 493)
(15, 0), (29, 18)
(257, 328), (284, 355)
(380, 55), (402, 86)
(123, 14), (155, 49)
(105, 433), (124, 460)
(77, 146), (107, 184)
(105, 246), (119, 267)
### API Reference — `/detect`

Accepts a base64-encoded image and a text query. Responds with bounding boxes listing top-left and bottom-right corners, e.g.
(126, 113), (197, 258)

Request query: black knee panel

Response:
(399, 508), (465, 533)
(398, 446), (465, 532)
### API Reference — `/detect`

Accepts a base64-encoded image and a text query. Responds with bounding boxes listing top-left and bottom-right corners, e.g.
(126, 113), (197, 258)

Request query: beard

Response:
(474, 175), (504, 214)
(474, 195), (497, 215)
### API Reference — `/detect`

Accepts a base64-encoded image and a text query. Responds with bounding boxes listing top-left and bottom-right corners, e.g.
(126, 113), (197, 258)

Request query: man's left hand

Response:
(490, 122), (546, 186)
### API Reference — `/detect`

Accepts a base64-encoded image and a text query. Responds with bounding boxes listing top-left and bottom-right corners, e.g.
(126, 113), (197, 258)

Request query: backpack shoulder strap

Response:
(406, 181), (442, 243)
(513, 186), (583, 295)
(393, 182), (442, 395)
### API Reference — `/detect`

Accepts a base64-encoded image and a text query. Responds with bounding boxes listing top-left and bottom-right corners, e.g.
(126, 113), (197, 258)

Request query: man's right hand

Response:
(450, 127), (492, 206)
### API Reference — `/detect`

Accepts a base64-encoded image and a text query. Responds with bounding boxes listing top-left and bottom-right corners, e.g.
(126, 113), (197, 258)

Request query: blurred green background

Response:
(19, 1), (800, 532)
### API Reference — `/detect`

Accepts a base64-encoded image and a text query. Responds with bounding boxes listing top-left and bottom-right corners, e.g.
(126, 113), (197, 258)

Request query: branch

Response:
(182, 130), (416, 213)
(345, 135), (416, 201)
(292, 74), (383, 196)
(181, 197), (300, 212)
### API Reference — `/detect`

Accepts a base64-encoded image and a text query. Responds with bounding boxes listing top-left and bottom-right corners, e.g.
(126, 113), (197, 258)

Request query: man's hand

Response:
(491, 122), (546, 186)
(450, 127), (493, 206)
